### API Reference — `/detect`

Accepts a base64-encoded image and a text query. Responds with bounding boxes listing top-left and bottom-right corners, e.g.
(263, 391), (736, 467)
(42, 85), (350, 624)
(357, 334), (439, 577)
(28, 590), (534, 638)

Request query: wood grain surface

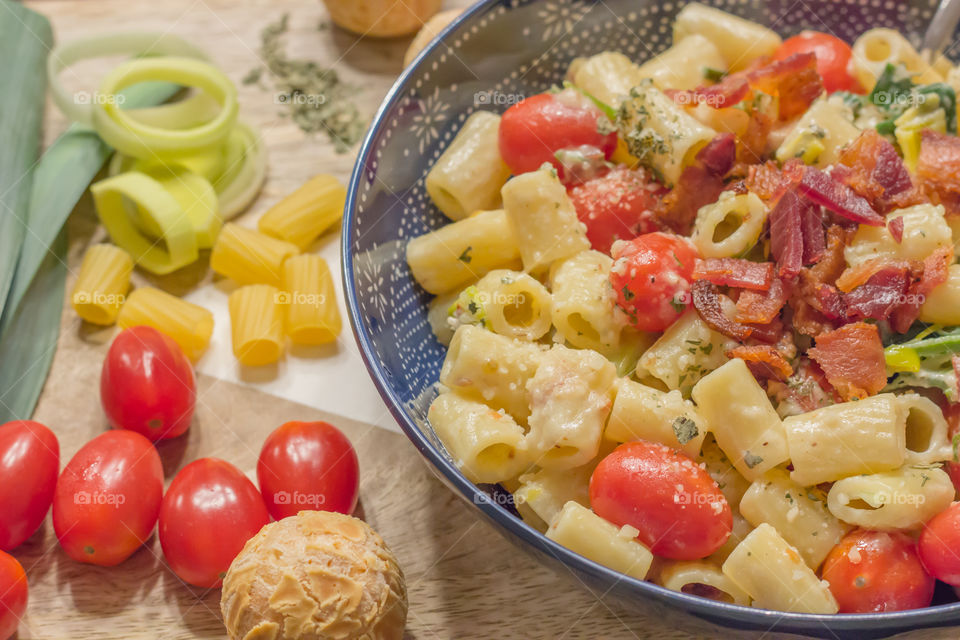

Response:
(11, 0), (960, 638)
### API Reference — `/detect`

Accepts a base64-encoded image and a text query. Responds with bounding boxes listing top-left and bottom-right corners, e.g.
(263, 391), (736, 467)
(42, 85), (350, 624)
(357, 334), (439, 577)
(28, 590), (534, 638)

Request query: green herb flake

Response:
(458, 246), (473, 263)
(703, 67), (727, 82)
(743, 451), (764, 469)
(670, 297), (686, 314)
(672, 416), (699, 445)
(621, 285), (635, 302)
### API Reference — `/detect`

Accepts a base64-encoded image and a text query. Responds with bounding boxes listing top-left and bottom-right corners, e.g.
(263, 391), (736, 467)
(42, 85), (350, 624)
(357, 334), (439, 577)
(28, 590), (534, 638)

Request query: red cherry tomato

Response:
(498, 89), (617, 177)
(774, 31), (863, 94)
(822, 529), (934, 613)
(0, 421), (59, 551)
(101, 326), (195, 441)
(159, 458), (269, 588)
(52, 430), (163, 566)
(919, 501), (960, 586)
(0, 551), (27, 640)
(567, 166), (665, 254)
(257, 421), (360, 521)
(609, 232), (699, 332)
(589, 440), (731, 560)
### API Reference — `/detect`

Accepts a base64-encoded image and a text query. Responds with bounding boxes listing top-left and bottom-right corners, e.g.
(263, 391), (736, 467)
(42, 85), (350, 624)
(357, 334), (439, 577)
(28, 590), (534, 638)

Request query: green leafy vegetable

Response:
(702, 67), (727, 82)
(884, 327), (960, 401)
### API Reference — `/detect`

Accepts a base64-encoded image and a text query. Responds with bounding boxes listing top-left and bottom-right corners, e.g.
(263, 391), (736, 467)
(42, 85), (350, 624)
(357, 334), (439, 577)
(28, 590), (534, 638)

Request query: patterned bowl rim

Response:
(342, 0), (960, 631)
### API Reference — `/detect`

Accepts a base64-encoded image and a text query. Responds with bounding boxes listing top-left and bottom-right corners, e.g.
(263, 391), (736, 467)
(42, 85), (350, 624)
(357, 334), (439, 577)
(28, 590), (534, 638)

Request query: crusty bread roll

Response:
(322, 0), (442, 38)
(221, 511), (407, 640)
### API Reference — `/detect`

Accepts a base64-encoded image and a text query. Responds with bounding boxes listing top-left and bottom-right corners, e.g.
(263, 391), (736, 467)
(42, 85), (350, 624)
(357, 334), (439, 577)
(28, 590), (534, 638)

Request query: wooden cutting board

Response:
(13, 0), (957, 638)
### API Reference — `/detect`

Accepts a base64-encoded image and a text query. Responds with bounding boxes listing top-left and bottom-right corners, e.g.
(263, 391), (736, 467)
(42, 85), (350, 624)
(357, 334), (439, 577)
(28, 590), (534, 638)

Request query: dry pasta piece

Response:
(118, 287), (214, 360)
(211, 223), (300, 287)
(281, 254), (342, 345)
(229, 284), (285, 366)
(257, 174), (346, 249)
(71, 244), (133, 325)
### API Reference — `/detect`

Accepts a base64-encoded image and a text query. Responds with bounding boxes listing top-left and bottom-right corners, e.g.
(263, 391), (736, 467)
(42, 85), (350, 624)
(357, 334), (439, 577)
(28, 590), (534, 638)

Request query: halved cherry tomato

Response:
(589, 440), (731, 560)
(822, 529), (934, 613)
(919, 501), (960, 586)
(0, 551), (27, 640)
(773, 31), (863, 94)
(52, 430), (163, 566)
(609, 232), (699, 332)
(159, 458), (269, 588)
(567, 166), (664, 255)
(101, 326), (195, 441)
(257, 421), (360, 521)
(498, 89), (617, 177)
(0, 421), (59, 551)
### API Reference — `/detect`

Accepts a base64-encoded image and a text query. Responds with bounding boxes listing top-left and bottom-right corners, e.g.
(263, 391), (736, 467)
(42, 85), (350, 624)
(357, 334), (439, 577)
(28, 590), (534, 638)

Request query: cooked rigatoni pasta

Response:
(210, 223), (300, 288)
(783, 394), (907, 486)
(228, 284), (285, 366)
(427, 392), (528, 484)
(546, 501), (653, 581)
(439, 324), (543, 423)
(569, 52), (647, 107)
(549, 251), (622, 354)
(501, 168), (590, 274)
(637, 311), (731, 395)
(920, 264), (960, 324)
(691, 191), (769, 259)
(525, 345), (616, 470)
(775, 99), (861, 167)
(635, 34), (726, 92)
(739, 469), (847, 570)
(617, 80), (717, 186)
(514, 463), (594, 529)
(722, 524), (838, 614)
(672, 3), (781, 72)
(118, 287), (214, 360)
(852, 28), (942, 94)
(827, 466), (954, 530)
(605, 378), (707, 458)
(790, 395), (911, 482)
(473, 270), (552, 341)
(71, 244), (133, 325)
(257, 174), (346, 249)
(696, 434), (752, 511)
(844, 204), (953, 268)
(406, 209), (522, 295)
(708, 513), (753, 566)
(656, 561), (750, 606)
(425, 111), (512, 221)
(898, 393), (953, 465)
(281, 254), (341, 345)
(691, 358), (790, 481)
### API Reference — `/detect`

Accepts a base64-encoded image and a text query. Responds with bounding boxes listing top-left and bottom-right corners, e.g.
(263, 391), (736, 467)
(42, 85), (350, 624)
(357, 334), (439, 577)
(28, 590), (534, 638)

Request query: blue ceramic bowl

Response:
(343, 1), (960, 636)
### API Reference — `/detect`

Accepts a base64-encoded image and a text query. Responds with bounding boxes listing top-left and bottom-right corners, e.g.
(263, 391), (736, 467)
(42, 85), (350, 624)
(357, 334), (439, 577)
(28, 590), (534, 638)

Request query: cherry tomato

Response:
(0, 421), (59, 551)
(257, 421), (360, 521)
(822, 529), (934, 613)
(0, 551), (27, 640)
(774, 31), (863, 94)
(159, 458), (269, 588)
(101, 326), (195, 441)
(919, 501), (960, 586)
(52, 430), (163, 566)
(498, 89), (617, 177)
(589, 440), (731, 560)
(609, 232), (699, 332)
(567, 166), (664, 255)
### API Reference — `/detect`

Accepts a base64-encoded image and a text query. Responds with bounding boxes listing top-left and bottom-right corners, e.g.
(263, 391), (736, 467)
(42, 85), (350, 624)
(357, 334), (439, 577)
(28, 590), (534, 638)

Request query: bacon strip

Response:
(693, 258), (774, 290)
(888, 216), (905, 243)
(691, 279), (752, 341)
(808, 322), (888, 401)
(656, 134), (736, 235)
(769, 190), (805, 279)
(835, 258), (912, 293)
(747, 53), (824, 121)
(837, 130), (913, 213)
(745, 159), (803, 203)
(797, 167), (886, 227)
(844, 266), (910, 321)
(918, 130), (960, 211)
(728, 345), (793, 381)
(800, 202), (826, 264)
(735, 277), (791, 324)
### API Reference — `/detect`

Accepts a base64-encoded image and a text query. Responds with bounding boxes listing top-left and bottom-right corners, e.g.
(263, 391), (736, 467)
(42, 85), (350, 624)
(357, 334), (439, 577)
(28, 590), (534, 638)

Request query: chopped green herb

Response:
(621, 285), (635, 302)
(670, 297), (686, 314)
(672, 416), (699, 445)
(703, 67), (727, 82)
(743, 451), (764, 469)
(458, 246), (473, 263)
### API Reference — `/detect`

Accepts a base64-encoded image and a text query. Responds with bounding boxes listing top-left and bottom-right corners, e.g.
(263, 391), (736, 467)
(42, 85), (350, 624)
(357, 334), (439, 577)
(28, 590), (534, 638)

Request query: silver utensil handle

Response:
(922, 0), (960, 55)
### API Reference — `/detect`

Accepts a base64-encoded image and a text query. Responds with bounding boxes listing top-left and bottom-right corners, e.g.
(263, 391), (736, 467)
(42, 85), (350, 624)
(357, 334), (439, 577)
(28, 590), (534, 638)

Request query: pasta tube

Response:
(899, 393), (953, 465)
(657, 561), (750, 606)
(515, 464), (593, 528)
(406, 209), (522, 295)
(852, 28), (942, 92)
(775, 99), (861, 168)
(474, 270), (552, 341)
(71, 244), (133, 325)
(425, 111), (511, 221)
(844, 204), (952, 268)
(210, 223), (300, 288)
(281, 254), (341, 345)
(673, 3), (782, 72)
(427, 391), (528, 484)
(570, 52), (647, 107)
(920, 264), (960, 324)
(547, 501), (653, 581)
(549, 250), (623, 354)
(635, 34), (726, 91)
(117, 287), (214, 360)
(605, 379), (707, 458)
(637, 310), (731, 394)
(691, 191), (769, 258)
(257, 174), (346, 249)
(228, 284), (285, 366)
(827, 467), (954, 530)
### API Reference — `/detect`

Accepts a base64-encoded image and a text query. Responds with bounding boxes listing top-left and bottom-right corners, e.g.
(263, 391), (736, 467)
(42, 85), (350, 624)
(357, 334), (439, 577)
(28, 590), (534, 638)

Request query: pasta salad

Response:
(406, 2), (960, 615)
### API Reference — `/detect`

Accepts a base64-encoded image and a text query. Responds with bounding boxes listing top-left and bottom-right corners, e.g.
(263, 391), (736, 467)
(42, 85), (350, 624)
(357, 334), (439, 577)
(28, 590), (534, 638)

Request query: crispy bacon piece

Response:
(745, 159), (804, 203)
(844, 266), (910, 321)
(666, 74), (750, 110)
(691, 279), (753, 341)
(808, 322), (888, 401)
(891, 248), (953, 332)
(656, 134), (736, 235)
(790, 296), (836, 337)
(808, 225), (849, 284)
(918, 130), (960, 209)
(737, 108), (775, 165)
(888, 216), (905, 243)
(800, 203), (825, 265)
(797, 166), (885, 227)
(837, 130), (913, 212)
(835, 258), (912, 292)
(728, 345), (793, 381)
(693, 258), (774, 290)
(815, 284), (846, 320)
(735, 277), (791, 324)
(748, 53), (824, 121)
(768, 190), (808, 278)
